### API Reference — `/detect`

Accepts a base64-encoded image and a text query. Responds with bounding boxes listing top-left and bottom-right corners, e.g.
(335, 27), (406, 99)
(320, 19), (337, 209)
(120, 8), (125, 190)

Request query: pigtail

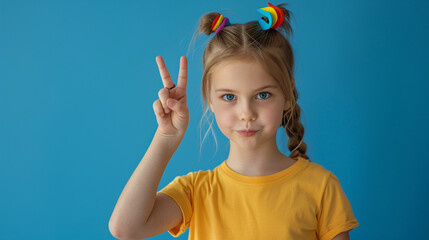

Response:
(273, 3), (308, 161)
(198, 12), (221, 36)
(275, 3), (293, 38)
(282, 93), (310, 161)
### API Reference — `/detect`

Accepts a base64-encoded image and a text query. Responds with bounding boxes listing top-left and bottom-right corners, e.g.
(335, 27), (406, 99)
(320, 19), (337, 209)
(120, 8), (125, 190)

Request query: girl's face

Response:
(208, 58), (291, 150)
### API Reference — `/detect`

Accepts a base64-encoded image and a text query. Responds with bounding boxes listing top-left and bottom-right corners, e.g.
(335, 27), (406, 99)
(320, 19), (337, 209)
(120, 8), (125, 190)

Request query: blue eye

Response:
(257, 92), (271, 99)
(222, 94), (235, 101)
(221, 92), (271, 102)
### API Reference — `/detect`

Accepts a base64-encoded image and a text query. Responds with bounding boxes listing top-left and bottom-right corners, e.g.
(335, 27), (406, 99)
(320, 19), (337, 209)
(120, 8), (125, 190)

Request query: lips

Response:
(237, 130), (258, 137)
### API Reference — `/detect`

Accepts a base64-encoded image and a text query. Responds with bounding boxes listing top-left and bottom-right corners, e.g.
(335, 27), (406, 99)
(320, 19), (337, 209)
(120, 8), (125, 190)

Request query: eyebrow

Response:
(214, 85), (277, 93)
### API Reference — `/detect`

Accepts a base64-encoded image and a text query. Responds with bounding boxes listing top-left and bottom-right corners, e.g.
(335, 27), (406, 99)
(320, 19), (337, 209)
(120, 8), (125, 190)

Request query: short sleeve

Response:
(158, 172), (194, 237)
(317, 172), (359, 240)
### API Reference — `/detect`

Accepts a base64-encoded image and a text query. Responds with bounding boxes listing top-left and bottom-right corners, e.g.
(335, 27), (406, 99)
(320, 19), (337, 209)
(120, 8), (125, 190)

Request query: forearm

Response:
(109, 129), (184, 236)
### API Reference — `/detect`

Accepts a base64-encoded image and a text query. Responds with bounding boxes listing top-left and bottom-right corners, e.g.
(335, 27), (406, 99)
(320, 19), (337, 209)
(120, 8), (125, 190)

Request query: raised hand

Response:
(153, 56), (189, 137)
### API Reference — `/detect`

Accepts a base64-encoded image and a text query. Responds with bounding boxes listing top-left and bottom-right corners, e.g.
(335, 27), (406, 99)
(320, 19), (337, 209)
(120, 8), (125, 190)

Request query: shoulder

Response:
(305, 160), (331, 174)
(173, 167), (217, 186)
(299, 158), (335, 185)
(305, 160), (345, 188)
(296, 158), (347, 200)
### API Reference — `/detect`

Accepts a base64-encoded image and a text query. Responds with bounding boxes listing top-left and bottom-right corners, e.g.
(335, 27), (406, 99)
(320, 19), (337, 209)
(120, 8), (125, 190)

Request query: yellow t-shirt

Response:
(158, 156), (359, 240)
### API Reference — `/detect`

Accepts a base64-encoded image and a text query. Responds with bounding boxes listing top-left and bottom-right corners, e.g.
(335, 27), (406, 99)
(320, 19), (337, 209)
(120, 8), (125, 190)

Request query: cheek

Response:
(214, 108), (232, 122)
(213, 107), (235, 129)
(260, 104), (284, 125)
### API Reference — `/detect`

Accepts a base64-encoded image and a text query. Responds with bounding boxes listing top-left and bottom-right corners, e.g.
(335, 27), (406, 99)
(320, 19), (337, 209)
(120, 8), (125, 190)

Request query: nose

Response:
(238, 99), (257, 122)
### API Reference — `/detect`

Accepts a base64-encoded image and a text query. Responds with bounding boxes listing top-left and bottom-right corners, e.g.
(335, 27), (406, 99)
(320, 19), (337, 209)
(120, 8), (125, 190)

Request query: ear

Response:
(284, 100), (291, 111)
(283, 78), (295, 111)
(291, 77), (295, 91)
(209, 101), (214, 112)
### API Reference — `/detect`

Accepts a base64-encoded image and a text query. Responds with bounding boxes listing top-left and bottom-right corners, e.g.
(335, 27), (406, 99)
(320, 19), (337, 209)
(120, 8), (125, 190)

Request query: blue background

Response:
(1, 0), (428, 239)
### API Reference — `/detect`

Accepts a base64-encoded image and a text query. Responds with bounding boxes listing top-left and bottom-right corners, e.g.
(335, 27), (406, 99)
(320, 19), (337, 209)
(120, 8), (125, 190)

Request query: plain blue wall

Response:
(1, 0), (428, 239)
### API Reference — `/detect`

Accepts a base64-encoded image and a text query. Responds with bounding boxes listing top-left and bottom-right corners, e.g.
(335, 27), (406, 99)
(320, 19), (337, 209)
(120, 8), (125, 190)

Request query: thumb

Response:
(167, 98), (186, 116)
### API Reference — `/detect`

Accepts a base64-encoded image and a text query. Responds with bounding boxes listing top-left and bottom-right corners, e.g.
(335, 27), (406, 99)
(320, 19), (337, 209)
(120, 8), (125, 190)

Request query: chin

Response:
(230, 137), (260, 150)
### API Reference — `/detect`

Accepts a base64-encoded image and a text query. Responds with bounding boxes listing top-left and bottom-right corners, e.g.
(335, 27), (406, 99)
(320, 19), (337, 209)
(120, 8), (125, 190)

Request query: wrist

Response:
(154, 128), (186, 141)
(153, 130), (184, 154)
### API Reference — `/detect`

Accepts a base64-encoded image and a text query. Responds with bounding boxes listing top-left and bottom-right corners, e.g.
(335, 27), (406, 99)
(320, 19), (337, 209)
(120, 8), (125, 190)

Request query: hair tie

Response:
(211, 14), (231, 35)
(257, 2), (284, 30)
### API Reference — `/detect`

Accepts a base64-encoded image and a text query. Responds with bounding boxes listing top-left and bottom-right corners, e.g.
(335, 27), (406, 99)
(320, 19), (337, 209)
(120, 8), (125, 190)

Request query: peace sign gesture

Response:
(153, 56), (189, 137)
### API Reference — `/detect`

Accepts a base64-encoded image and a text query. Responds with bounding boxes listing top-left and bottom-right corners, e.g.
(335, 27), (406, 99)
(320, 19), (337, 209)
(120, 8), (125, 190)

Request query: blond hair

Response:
(194, 3), (309, 161)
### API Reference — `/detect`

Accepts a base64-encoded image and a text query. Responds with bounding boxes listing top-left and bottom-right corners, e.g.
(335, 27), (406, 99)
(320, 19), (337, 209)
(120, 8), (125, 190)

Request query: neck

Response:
(225, 136), (291, 176)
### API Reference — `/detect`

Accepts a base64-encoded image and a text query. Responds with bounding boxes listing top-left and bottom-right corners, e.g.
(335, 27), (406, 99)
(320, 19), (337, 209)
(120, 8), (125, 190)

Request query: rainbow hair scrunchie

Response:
(211, 14), (231, 35)
(257, 2), (284, 30)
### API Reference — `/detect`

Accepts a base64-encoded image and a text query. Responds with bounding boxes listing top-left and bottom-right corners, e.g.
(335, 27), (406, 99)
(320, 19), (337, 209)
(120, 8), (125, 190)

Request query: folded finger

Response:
(158, 87), (171, 114)
(153, 99), (165, 117)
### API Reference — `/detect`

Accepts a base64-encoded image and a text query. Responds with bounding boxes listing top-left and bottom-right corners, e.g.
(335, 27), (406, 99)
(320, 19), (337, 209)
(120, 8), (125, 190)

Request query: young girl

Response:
(109, 3), (359, 240)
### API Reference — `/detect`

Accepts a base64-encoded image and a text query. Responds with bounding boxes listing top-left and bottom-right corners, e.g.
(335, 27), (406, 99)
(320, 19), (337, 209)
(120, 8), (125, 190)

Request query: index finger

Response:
(177, 56), (188, 89)
(155, 56), (175, 89)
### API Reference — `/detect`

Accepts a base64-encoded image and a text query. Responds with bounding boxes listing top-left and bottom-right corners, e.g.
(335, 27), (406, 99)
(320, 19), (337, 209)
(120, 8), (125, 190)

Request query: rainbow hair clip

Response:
(257, 2), (284, 30)
(211, 14), (231, 35)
